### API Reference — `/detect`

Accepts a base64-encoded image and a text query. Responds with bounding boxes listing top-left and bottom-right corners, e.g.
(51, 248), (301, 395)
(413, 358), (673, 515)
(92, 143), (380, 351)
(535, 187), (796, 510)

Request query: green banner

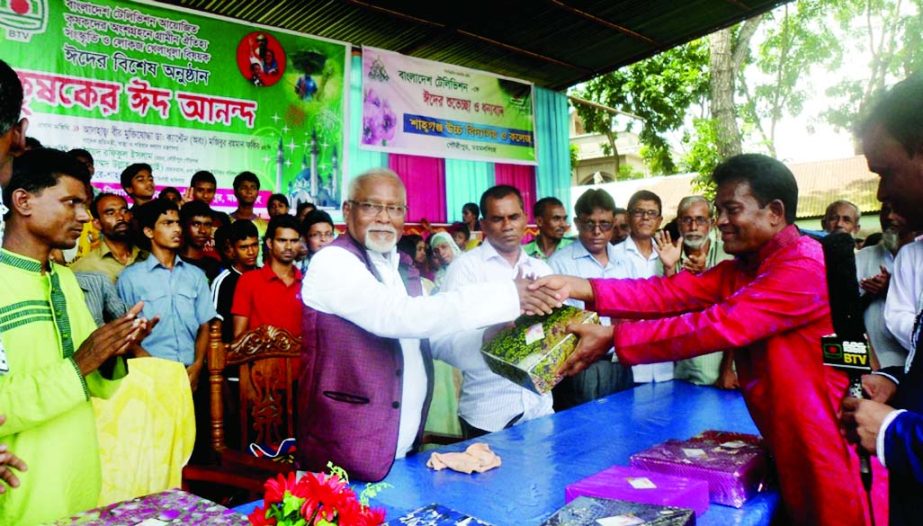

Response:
(0, 0), (349, 212)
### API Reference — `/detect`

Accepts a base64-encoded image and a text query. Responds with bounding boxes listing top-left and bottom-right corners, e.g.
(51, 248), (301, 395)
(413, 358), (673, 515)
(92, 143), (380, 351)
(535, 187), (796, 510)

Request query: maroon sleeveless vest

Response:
(296, 234), (434, 481)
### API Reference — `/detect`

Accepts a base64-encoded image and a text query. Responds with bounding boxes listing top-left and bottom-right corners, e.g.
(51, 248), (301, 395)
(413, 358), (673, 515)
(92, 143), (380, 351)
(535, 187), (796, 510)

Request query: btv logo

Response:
(0, 0), (47, 43)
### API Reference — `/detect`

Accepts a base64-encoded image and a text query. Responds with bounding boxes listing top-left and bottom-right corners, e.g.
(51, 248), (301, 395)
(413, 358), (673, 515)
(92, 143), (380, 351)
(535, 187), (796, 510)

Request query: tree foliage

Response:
(684, 118), (721, 197)
(571, 40), (709, 176)
(742, 0), (840, 157)
(572, 0), (922, 183)
(823, 0), (923, 143)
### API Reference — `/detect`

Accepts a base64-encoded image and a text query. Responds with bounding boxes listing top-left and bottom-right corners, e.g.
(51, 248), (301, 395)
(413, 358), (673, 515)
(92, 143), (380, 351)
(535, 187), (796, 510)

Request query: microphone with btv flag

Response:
(820, 232), (873, 493)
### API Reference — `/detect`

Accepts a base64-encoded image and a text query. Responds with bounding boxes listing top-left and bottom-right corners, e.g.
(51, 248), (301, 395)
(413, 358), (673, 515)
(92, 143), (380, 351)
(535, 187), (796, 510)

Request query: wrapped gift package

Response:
(54, 488), (248, 525)
(629, 430), (769, 508)
(541, 496), (695, 526)
(565, 465), (709, 516)
(481, 306), (599, 394)
(385, 503), (493, 525)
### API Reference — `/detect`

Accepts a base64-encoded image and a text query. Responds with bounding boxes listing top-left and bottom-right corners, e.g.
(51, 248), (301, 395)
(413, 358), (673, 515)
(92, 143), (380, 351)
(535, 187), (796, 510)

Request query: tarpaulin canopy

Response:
(158, 0), (789, 90)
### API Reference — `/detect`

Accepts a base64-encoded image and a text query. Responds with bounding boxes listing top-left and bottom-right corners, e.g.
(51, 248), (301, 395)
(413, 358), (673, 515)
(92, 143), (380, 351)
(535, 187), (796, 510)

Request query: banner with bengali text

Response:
(0, 0), (349, 213)
(360, 46), (536, 165)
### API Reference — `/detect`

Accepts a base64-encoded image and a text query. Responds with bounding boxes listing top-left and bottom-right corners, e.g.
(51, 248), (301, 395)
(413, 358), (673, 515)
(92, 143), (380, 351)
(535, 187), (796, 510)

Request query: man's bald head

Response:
(347, 168), (406, 203)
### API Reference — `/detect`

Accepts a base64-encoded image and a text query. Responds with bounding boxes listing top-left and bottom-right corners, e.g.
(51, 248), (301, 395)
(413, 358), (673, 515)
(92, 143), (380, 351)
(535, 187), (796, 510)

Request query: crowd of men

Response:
(3, 54), (923, 526)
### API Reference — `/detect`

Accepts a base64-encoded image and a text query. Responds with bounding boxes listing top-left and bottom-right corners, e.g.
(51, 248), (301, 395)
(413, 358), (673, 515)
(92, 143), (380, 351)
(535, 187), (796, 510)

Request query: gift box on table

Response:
(541, 496), (695, 526)
(629, 430), (769, 508)
(565, 465), (710, 516)
(54, 488), (248, 525)
(481, 306), (599, 394)
(385, 503), (493, 525)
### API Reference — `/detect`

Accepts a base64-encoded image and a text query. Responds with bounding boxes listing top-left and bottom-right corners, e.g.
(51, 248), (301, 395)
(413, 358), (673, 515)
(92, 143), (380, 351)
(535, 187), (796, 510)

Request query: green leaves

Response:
(359, 482), (392, 506)
(570, 39), (709, 176)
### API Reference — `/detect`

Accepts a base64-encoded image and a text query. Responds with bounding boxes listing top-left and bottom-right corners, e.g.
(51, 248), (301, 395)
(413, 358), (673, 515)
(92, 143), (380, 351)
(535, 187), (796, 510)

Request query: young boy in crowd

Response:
(120, 163), (155, 208)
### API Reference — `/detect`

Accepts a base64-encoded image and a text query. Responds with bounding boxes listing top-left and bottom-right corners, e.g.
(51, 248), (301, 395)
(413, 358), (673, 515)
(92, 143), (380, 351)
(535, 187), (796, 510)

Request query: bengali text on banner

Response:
(360, 46), (536, 165)
(0, 0), (349, 213)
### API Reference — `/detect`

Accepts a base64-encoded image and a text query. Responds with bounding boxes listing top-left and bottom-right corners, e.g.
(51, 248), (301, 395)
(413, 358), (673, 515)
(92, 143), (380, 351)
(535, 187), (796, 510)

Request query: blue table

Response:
(236, 381), (778, 525)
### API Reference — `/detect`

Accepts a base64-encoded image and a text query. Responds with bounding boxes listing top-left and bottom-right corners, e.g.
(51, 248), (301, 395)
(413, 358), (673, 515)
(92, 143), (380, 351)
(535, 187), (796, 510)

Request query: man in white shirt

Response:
(858, 205), (915, 369)
(298, 170), (563, 481)
(883, 233), (923, 354)
(611, 190), (672, 383)
(433, 185), (555, 438)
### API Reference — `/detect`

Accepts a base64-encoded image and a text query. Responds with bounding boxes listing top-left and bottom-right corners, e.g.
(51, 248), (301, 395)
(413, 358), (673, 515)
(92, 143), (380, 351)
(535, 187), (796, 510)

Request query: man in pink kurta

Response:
(544, 154), (887, 525)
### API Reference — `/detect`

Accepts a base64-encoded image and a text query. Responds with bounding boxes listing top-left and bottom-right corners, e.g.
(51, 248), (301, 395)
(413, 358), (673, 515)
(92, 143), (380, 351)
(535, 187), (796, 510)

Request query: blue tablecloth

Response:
(235, 381), (778, 525)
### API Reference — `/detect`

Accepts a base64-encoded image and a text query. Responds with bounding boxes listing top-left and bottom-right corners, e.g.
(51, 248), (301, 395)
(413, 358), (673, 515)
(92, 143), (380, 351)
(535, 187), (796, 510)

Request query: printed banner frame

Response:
(360, 46), (537, 165)
(0, 0), (351, 214)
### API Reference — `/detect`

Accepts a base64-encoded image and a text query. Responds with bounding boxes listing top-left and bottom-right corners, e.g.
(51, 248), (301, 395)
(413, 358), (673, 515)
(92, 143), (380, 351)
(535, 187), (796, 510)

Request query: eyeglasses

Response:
(680, 216), (711, 227)
(576, 220), (615, 233)
(630, 209), (660, 219)
(348, 200), (407, 218)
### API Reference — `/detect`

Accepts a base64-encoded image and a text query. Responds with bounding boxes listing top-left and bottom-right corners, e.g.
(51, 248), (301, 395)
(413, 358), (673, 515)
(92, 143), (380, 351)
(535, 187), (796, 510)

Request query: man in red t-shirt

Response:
(232, 214), (303, 338)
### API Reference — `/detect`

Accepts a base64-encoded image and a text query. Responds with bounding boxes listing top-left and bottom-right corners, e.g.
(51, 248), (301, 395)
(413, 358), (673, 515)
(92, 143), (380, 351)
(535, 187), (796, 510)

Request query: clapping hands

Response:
(73, 302), (158, 376)
(859, 265), (891, 297)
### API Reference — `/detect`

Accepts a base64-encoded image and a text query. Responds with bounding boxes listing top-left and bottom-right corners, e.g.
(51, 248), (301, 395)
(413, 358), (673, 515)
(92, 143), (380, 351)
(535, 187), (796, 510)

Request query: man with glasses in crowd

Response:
(297, 170), (564, 481)
(548, 189), (633, 410)
(611, 190), (672, 384)
(654, 196), (737, 388)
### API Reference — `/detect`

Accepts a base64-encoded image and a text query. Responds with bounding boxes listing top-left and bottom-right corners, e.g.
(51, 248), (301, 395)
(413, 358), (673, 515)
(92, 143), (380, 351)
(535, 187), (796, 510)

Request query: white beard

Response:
(882, 229), (900, 252)
(364, 226), (398, 253)
(683, 234), (707, 250)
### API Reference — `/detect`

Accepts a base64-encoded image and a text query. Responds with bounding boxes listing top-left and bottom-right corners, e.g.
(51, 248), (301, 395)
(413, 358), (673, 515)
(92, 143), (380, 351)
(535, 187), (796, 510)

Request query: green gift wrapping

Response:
(481, 306), (600, 394)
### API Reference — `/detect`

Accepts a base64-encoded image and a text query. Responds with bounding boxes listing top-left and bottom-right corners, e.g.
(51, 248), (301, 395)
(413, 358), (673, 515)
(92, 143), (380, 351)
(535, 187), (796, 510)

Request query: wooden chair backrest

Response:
(206, 320), (302, 454)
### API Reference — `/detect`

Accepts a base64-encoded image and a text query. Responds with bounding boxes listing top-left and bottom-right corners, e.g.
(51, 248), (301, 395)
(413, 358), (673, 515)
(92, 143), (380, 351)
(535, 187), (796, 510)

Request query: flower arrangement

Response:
(361, 88), (397, 146)
(248, 463), (388, 526)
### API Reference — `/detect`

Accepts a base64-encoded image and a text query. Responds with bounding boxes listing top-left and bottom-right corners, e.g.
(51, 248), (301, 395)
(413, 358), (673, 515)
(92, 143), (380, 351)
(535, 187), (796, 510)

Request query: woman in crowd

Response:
(429, 231), (461, 292)
(397, 234), (435, 286)
(461, 202), (480, 234)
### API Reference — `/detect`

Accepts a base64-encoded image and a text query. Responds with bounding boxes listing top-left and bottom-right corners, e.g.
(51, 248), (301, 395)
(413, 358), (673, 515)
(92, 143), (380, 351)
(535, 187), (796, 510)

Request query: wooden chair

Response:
(182, 320), (302, 495)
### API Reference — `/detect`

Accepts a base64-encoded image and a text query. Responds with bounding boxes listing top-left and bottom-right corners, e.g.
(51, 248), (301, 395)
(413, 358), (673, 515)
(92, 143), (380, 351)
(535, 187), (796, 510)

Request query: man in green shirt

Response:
(0, 149), (152, 524)
(654, 195), (737, 388)
(71, 193), (142, 283)
(523, 196), (573, 260)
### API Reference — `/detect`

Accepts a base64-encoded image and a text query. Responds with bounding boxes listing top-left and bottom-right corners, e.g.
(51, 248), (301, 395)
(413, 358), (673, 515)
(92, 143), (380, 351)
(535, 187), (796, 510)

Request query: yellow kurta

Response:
(93, 357), (195, 506)
(0, 249), (125, 525)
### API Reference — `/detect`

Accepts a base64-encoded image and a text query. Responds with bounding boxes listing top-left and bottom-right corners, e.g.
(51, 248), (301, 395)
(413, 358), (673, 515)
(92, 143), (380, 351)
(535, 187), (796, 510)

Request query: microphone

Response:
(820, 232), (873, 492)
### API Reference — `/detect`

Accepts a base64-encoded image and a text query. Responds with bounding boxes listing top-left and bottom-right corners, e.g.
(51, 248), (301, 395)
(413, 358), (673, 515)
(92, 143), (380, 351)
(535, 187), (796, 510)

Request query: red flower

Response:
(247, 505), (277, 526)
(253, 466), (385, 525)
(336, 499), (386, 526)
(363, 506), (386, 526)
(263, 472), (298, 506)
(331, 496), (362, 525)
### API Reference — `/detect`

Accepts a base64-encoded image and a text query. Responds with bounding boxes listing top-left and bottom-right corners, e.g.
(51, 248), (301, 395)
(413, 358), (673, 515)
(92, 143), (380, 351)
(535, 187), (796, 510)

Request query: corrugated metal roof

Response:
(155, 0), (789, 89)
(573, 155), (879, 221)
(790, 155), (879, 218)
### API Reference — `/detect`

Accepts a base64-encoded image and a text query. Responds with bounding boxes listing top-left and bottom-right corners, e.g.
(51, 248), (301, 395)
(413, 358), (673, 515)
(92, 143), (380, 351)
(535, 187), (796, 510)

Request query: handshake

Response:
(514, 273), (573, 316)
(510, 274), (615, 377)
